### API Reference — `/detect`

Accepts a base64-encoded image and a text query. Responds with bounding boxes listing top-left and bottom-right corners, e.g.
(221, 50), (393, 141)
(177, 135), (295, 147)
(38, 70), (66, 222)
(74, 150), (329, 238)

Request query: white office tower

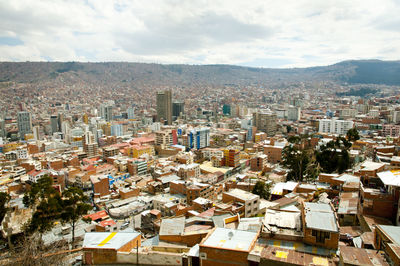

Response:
(100, 104), (113, 122)
(318, 118), (354, 135)
(127, 107), (135, 119)
(17, 111), (32, 139)
(33, 126), (41, 141)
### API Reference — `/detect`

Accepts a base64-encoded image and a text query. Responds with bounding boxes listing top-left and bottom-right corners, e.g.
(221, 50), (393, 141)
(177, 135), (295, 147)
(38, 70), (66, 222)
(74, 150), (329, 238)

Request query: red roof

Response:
(198, 207), (215, 218)
(27, 169), (44, 177)
(84, 210), (109, 221)
(98, 219), (116, 227)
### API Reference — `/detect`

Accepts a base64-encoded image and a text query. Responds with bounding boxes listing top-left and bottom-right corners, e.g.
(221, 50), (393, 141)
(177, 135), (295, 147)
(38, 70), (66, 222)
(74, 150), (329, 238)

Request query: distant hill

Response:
(0, 59), (399, 87)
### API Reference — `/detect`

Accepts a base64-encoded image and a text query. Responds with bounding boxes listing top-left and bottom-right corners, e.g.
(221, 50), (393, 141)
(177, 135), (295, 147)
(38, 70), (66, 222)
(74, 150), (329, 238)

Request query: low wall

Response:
(117, 250), (183, 265)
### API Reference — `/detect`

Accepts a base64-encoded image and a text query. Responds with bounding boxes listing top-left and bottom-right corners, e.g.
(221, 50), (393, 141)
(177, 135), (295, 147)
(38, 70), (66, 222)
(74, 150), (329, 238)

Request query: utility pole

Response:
(136, 239), (139, 265)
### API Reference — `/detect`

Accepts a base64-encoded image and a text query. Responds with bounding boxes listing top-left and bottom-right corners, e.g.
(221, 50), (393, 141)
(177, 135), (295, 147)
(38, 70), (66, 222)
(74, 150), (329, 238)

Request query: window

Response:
(312, 230), (330, 243)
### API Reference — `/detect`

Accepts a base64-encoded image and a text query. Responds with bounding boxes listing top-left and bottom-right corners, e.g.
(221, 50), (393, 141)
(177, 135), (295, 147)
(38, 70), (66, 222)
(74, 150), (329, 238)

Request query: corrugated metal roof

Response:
(379, 225), (400, 245)
(304, 203), (338, 232)
(159, 217), (185, 236)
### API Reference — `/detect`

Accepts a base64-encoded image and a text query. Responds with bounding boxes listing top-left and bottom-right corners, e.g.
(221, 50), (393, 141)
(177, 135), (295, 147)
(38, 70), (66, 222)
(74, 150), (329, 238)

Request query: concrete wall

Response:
(117, 251), (182, 265)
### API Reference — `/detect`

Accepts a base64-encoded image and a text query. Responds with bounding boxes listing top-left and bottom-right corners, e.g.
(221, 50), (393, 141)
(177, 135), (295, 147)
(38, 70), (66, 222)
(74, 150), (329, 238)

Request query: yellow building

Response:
(127, 145), (154, 158)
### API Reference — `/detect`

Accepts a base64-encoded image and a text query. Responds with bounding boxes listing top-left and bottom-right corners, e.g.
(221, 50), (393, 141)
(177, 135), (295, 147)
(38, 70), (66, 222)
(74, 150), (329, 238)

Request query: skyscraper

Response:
(17, 111), (32, 139)
(172, 101), (184, 120)
(0, 119), (5, 138)
(50, 115), (59, 134)
(100, 104), (113, 122)
(127, 107), (135, 119)
(253, 111), (277, 137)
(156, 90), (172, 125)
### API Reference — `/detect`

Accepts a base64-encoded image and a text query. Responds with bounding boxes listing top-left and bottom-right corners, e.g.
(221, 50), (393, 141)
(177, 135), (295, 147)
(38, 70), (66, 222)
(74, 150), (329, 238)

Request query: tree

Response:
(23, 175), (63, 236)
(315, 137), (352, 174)
(282, 145), (310, 181)
(347, 127), (360, 142)
(0, 192), (10, 224)
(252, 181), (271, 200)
(305, 158), (320, 182)
(60, 187), (92, 245)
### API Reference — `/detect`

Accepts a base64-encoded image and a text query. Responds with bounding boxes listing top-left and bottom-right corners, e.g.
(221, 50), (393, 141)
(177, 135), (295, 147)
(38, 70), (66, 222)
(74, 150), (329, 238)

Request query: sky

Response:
(0, 0), (399, 68)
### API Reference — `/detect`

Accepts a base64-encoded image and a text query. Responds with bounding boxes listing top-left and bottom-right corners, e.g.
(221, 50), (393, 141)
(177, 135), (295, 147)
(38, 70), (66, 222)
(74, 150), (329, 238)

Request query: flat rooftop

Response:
(83, 232), (139, 250)
(201, 227), (257, 251)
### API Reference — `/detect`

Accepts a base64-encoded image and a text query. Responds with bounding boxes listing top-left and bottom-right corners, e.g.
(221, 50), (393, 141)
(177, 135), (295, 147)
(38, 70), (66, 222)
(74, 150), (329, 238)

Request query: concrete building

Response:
(318, 118), (354, 135)
(156, 90), (172, 125)
(17, 111), (32, 139)
(127, 107), (135, 119)
(382, 124), (400, 137)
(101, 104), (113, 122)
(172, 101), (184, 119)
(253, 111), (277, 137)
(50, 115), (59, 133)
(83, 131), (99, 158)
(222, 188), (260, 217)
(187, 128), (210, 150)
(287, 105), (301, 121)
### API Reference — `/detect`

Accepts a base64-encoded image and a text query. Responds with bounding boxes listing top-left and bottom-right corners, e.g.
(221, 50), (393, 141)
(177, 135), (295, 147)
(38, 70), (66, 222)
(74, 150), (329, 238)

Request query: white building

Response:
(187, 127), (210, 150)
(318, 119), (354, 135)
(17, 111), (32, 139)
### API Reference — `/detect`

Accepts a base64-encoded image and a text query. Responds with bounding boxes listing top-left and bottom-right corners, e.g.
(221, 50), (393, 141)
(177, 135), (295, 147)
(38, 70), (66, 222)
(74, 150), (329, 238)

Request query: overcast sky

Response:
(0, 0), (399, 68)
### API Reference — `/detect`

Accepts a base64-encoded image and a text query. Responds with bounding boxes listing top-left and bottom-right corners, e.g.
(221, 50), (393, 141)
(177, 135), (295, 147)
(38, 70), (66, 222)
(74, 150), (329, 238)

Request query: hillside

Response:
(0, 60), (399, 87)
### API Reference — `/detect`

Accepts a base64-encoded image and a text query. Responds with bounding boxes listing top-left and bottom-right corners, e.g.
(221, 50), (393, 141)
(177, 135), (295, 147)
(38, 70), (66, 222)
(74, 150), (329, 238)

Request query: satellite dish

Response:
(228, 231), (234, 239)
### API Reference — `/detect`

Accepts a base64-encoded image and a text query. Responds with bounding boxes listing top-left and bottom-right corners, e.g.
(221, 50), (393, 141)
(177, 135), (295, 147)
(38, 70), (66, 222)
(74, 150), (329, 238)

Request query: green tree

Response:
(282, 145), (310, 181)
(252, 181), (271, 200)
(315, 136), (352, 174)
(0, 192), (10, 224)
(60, 187), (92, 245)
(23, 175), (63, 236)
(346, 127), (360, 142)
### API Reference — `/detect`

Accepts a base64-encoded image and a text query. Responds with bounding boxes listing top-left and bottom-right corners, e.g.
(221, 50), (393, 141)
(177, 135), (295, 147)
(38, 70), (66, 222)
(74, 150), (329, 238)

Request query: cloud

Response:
(0, 0), (399, 67)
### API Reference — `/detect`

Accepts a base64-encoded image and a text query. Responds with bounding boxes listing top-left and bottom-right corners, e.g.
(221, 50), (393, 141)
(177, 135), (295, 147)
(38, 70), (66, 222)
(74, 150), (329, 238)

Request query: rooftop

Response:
(377, 170), (400, 187)
(83, 232), (140, 250)
(224, 188), (259, 201)
(201, 227), (258, 251)
(304, 202), (338, 232)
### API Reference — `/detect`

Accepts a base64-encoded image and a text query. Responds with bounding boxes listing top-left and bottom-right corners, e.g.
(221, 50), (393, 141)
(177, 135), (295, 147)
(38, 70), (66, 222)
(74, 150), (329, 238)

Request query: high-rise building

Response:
(33, 125), (40, 141)
(0, 119), (5, 138)
(156, 90), (172, 125)
(172, 102), (184, 120)
(318, 118), (354, 135)
(127, 107), (135, 119)
(83, 131), (99, 158)
(17, 111), (32, 139)
(110, 124), (123, 136)
(187, 128), (210, 150)
(287, 106), (301, 121)
(222, 104), (231, 116)
(50, 115), (59, 134)
(57, 113), (64, 133)
(100, 105), (113, 122)
(253, 111), (277, 137)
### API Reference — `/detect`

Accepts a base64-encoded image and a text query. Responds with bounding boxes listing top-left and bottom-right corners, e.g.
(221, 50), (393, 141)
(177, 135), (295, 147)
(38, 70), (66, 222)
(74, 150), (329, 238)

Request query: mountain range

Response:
(0, 59), (399, 87)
